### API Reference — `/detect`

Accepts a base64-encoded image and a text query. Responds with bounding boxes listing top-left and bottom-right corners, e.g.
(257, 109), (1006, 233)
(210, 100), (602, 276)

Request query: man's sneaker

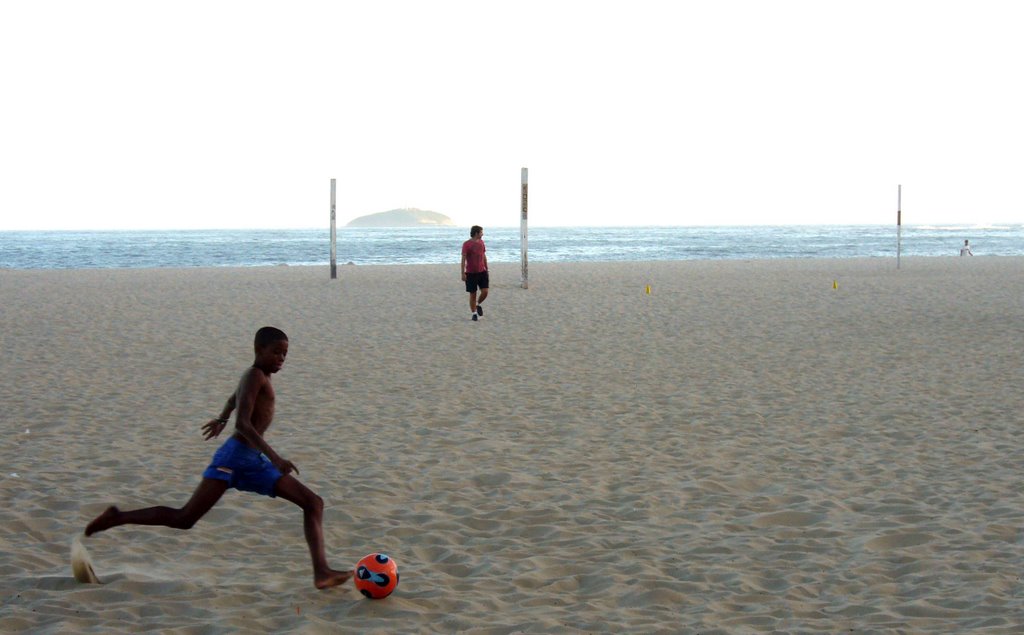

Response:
(471, 313), (478, 321)
(476, 305), (484, 317)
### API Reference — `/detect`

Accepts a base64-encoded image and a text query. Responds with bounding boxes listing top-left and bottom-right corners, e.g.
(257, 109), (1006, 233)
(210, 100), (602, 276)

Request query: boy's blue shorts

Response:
(202, 436), (282, 497)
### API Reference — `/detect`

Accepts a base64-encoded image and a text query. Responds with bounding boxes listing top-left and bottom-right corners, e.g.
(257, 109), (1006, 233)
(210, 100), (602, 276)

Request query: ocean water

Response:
(1, 225), (1022, 270)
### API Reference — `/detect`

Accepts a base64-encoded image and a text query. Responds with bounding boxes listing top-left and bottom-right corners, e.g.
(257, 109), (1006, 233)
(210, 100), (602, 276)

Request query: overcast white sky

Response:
(2, 0), (1022, 230)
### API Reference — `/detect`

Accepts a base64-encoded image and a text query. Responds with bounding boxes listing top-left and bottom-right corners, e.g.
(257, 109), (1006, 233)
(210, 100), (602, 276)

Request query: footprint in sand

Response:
(865, 532), (935, 551)
(752, 511), (823, 528)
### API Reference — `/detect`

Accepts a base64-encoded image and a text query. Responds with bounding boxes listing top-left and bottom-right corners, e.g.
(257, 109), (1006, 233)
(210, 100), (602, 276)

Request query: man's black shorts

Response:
(465, 271), (489, 293)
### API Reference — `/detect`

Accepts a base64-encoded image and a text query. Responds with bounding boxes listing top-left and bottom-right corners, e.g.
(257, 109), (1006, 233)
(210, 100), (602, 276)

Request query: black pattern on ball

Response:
(357, 564), (391, 587)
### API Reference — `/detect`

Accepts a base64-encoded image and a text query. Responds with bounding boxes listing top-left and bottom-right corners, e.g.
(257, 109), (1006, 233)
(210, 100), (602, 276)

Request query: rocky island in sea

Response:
(345, 208), (455, 228)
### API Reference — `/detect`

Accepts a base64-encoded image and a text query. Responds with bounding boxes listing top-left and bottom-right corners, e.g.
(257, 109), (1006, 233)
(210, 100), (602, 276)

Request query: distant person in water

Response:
(84, 327), (352, 590)
(960, 239), (973, 256)
(461, 225), (489, 321)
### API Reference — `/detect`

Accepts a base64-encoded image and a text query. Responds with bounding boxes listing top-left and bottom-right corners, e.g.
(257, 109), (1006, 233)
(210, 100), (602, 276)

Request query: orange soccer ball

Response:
(354, 553), (399, 599)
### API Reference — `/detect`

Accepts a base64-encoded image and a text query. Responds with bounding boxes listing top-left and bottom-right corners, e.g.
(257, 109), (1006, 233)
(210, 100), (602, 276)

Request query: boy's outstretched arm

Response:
(233, 368), (298, 475)
(201, 394), (236, 440)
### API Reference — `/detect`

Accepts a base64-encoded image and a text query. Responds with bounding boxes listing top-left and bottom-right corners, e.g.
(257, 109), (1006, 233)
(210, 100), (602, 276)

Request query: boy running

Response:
(84, 326), (352, 590)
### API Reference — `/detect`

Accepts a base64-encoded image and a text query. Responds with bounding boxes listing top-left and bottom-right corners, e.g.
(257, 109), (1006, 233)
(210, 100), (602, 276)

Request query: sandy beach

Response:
(1, 257), (1022, 633)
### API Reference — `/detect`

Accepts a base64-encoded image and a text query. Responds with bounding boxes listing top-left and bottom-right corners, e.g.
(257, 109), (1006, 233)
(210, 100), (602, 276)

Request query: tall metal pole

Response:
(520, 167), (528, 289)
(330, 178), (337, 280)
(896, 184), (902, 270)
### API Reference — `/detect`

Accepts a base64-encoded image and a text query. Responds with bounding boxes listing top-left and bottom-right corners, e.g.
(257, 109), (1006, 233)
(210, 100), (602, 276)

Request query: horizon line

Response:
(3, 221), (1022, 232)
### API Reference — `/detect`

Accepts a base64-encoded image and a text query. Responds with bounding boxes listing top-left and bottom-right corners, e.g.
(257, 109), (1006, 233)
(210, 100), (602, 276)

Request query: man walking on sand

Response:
(461, 225), (488, 321)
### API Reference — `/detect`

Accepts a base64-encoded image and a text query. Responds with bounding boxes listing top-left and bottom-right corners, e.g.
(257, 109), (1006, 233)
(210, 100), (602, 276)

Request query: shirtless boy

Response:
(85, 326), (351, 589)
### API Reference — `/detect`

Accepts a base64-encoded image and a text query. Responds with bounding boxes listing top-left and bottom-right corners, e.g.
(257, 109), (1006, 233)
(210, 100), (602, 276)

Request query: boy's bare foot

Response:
(85, 506), (120, 536)
(315, 568), (353, 590)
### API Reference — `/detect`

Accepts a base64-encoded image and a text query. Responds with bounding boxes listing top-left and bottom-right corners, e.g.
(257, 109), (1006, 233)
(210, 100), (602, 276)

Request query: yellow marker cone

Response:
(833, 280), (838, 290)
(645, 284), (651, 295)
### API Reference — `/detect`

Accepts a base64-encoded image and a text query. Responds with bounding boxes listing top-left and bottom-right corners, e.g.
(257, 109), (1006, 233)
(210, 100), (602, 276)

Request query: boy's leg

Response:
(85, 478), (228, 535)
(466, 274), (478, 313)
(475, 272), (489, 316)
(273, 474), (352, 589)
